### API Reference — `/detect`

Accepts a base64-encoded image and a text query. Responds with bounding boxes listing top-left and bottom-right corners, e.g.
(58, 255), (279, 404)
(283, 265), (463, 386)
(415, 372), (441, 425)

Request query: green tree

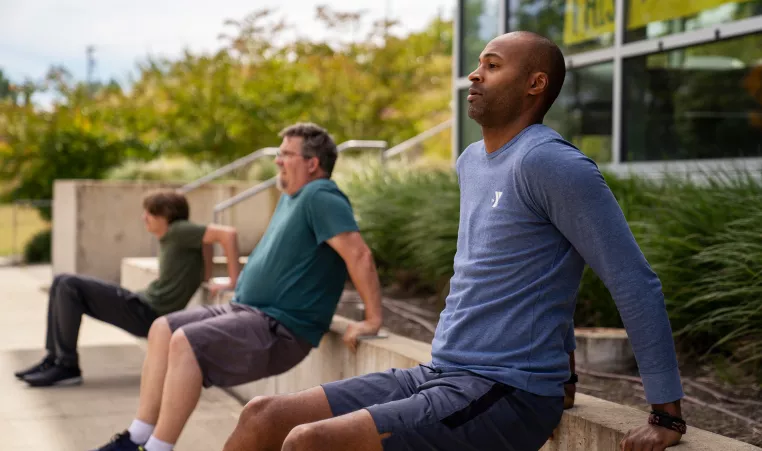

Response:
(0, 6), (454, 207)
(0, 69), (12, 101)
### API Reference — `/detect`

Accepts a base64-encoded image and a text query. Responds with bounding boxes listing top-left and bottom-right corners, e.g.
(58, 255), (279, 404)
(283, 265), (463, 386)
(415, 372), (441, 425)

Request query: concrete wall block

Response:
(52, 181), (78, 276)
(54, 180), (278, 284)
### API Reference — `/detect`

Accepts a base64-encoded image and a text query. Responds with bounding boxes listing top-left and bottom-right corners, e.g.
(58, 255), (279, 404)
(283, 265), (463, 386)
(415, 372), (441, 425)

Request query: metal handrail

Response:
(337, 140), (388, 152)
(178, 146), (279, 194)
(211, 140), (388, 223)
(382, 119), (452, 160)
(213, 178), (277, 224)
(179, 141), (388, 195)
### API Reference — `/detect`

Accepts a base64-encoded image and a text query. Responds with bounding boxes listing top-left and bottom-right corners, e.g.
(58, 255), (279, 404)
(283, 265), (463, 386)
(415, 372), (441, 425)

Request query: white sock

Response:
(144, 435), (174, 451)
(127, 419), (155, 445)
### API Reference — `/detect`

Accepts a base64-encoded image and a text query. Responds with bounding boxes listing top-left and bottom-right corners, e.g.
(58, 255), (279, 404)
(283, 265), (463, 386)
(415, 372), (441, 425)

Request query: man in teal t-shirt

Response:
(90, 123), (384, 451)
(233, 177), (359, 346)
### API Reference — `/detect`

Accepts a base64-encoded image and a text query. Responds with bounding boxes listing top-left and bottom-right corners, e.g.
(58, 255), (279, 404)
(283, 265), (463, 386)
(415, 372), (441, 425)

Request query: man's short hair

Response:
(510, 31), (566, 117)
(143, 190), (190, 223)
(279, 123), (338, 177)
(521, 32), (566, 117)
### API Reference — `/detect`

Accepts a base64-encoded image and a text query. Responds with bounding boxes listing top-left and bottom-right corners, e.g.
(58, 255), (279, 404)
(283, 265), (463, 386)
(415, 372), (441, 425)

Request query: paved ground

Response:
(0, 265), (242, 450)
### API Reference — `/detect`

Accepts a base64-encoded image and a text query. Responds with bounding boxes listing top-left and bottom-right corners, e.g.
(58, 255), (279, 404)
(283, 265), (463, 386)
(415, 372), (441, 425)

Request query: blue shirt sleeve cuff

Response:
(640, 366), (685, 405)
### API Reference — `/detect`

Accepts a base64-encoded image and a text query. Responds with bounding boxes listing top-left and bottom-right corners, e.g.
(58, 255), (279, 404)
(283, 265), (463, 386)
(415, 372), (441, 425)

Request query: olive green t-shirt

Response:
(141, 220), (207, 315)
(233, 179), (359, 347)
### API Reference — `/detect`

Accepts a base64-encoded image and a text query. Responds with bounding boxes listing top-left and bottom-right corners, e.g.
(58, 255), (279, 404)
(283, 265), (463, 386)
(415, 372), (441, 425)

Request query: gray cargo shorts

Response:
(165, 302), (312, 388)
(322, 363), (564, 451)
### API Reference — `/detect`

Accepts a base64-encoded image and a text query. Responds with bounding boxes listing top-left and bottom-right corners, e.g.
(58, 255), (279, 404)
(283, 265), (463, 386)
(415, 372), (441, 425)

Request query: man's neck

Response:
(482, 117), (542, 154)
(153, 227), (169, 240)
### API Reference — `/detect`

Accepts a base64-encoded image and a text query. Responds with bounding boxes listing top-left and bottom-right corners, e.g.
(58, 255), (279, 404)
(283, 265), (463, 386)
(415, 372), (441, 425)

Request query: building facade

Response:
(452, 0), (762, 175)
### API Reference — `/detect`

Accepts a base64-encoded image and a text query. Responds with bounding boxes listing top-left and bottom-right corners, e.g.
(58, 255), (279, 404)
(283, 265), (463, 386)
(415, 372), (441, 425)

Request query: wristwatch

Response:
(648, 410), (687, 435)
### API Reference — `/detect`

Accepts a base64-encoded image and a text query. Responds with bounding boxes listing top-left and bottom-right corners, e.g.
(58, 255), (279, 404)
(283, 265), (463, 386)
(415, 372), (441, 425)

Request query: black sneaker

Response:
(23, 363), (82, 387)
(14, 355), (55, 379)
(89, 431), (142, 451)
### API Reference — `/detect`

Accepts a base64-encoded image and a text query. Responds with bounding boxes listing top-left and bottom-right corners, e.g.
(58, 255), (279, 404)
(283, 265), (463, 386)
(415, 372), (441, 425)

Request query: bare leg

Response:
(136, 318), (173, 424)
(222, 387), (335, 451)
(151, 329), (203, 443)
(282, 409), (387, 451)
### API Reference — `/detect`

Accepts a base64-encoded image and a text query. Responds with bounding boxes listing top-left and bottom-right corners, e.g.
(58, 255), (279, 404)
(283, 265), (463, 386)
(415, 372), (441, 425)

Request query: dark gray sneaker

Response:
(23, 363), (82, 387)
(14, 355), (55, 379)
(89, 431), (143, 451)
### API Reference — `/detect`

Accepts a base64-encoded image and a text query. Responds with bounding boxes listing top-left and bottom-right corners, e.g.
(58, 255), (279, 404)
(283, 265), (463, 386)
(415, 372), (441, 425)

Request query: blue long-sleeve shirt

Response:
(431, 124), (684, 404)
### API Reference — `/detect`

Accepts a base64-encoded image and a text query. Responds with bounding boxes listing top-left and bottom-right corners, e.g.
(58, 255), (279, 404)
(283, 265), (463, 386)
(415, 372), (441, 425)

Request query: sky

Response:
(0, 0), (454, 86)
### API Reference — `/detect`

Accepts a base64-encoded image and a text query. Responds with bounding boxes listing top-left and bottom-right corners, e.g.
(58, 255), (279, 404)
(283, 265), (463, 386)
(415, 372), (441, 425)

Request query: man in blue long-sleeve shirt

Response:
(221, 31), (686, 451)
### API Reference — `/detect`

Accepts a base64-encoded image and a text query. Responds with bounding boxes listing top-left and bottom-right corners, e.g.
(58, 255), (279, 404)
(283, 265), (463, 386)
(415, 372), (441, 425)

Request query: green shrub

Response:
(247, 159), (279, 182)
(23, 228), (51, 263)
(632, 170), (762, 367)
(339, 160), (459, 295)
(106, 157), (217, 182)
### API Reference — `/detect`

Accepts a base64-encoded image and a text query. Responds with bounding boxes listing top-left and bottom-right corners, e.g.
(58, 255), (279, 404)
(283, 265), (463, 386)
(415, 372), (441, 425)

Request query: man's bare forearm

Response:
(221, 233), (241, 286)
(203, 243), (214, 281)
(347, 250), (383, 328)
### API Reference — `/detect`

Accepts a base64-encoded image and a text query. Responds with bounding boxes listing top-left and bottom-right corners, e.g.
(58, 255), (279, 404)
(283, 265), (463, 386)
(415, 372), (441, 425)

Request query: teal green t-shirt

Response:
(233, 178), (360, 346)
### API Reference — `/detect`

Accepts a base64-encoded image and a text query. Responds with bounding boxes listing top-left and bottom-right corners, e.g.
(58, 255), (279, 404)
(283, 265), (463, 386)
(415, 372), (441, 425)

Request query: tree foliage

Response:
(0, 7), (453, 204)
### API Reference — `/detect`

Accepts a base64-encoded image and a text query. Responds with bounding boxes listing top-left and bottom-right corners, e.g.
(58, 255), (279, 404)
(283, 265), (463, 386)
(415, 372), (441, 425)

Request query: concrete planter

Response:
(575, 327), (636, 373)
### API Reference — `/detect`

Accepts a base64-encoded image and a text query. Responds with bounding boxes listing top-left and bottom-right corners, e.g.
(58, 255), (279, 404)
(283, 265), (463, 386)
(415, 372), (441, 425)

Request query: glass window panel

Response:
(461, 0), (501, 77)
(546, 62), (614, 163)
(622, 33), (762, 161)
(508, 0), (615, 55)
(625, 0), (762, 43)
(457, 88), (484, 152)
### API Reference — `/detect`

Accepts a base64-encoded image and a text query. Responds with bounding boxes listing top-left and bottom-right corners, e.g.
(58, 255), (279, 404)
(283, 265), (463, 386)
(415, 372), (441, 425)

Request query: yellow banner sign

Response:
(564, 0), (748, 46)
(563, 0), (615, 46)
(628, 0), (744, 30)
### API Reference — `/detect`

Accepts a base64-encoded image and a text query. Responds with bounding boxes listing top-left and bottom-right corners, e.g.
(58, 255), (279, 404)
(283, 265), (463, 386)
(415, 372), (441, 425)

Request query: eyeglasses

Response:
(276, 149), (313, 160)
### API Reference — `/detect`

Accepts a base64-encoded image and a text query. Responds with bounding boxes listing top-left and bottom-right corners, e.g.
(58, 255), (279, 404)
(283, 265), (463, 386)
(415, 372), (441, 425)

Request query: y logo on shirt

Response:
(491, 191), (503, 208)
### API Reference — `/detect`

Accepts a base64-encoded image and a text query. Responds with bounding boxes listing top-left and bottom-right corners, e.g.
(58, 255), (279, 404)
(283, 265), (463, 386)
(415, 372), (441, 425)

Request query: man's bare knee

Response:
(239, 395), (274, 427)
(168, 328), (195, 360)
(282, 423), (322, 451)
(148, 317), (171, 343)
(223, 396), (279, 451)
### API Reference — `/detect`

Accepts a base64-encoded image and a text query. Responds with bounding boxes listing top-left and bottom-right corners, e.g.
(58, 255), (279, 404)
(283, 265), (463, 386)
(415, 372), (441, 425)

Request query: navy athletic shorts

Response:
(321, 362), (564, 451)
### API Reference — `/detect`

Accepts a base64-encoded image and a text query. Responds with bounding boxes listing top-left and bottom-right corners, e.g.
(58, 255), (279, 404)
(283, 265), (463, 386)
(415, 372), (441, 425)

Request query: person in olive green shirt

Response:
(88, 123), (384, 451)
(14, 190), (241, 388)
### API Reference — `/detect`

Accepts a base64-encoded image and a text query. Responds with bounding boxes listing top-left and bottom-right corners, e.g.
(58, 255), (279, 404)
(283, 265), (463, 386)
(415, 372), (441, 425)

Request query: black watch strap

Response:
(649, 410), (687, 435)
(565, 373), (578, 384)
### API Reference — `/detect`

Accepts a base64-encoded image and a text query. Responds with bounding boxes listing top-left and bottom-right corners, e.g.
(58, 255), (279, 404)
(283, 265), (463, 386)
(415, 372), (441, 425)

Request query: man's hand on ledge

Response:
(620, 401), (683, 451)
(620, 424), (682, 451)
(207, 278), (236, 299)
(342, 320), (382, 353)
(549, 380), (576, 441)
(563, 380), (576, 409)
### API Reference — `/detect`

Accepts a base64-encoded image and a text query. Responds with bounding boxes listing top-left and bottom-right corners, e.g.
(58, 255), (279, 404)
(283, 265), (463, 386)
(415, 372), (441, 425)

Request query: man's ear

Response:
(309, 157), (320, 174)
(528, 72), (549, 96)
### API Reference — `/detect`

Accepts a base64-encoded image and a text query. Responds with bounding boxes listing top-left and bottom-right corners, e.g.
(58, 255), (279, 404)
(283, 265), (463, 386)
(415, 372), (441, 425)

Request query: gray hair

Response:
(279, 122), (338, 177)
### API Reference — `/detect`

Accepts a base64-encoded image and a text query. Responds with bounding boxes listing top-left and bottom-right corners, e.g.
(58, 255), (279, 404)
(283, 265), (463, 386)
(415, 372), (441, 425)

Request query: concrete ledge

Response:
(120, 258), (761, 451)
